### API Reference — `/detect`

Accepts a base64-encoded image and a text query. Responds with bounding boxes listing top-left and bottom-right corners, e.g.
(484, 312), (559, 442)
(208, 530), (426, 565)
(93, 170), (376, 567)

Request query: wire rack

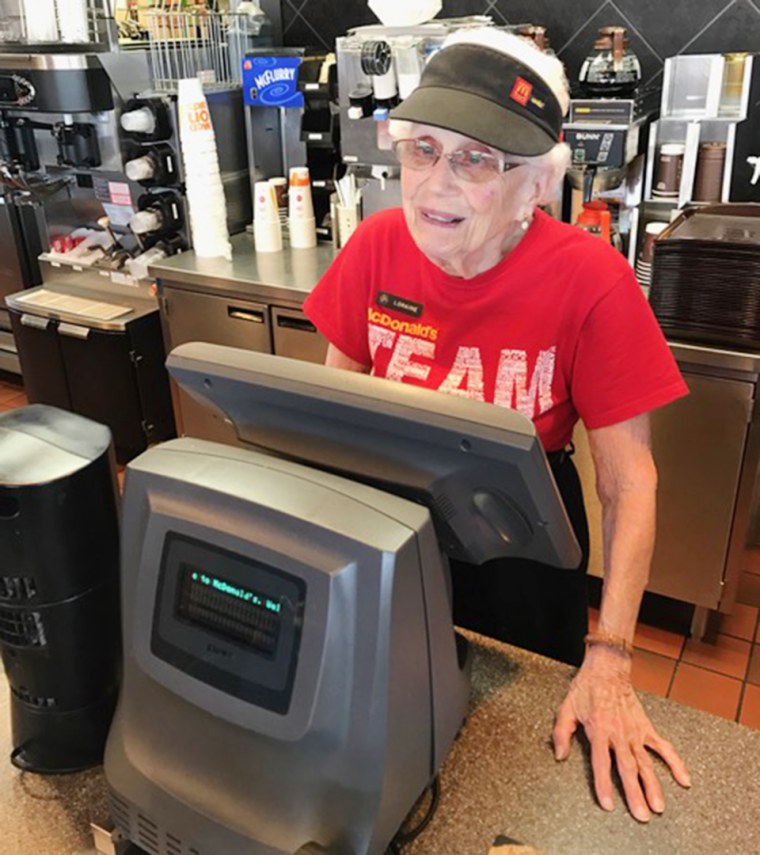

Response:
(146, 7), (260, 91)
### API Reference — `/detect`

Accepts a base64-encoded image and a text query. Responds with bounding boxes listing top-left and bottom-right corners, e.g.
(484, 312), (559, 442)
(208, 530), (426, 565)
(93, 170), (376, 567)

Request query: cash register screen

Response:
(176, 565), (281, 656)
(151, 532), (305, 714)
(166, 343), (581, 570)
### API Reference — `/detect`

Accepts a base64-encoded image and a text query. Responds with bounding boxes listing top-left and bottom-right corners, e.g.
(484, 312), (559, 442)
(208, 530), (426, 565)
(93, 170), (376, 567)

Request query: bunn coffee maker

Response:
(105, 344), (580, 855)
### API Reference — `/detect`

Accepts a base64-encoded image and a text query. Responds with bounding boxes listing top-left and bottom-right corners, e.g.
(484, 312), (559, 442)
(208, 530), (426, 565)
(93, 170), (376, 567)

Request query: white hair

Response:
(442, 27), (571, 116)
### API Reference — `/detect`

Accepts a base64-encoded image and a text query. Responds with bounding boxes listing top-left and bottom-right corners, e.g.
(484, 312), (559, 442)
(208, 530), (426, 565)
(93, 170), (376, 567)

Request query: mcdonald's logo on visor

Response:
(510, 77), (534, 107)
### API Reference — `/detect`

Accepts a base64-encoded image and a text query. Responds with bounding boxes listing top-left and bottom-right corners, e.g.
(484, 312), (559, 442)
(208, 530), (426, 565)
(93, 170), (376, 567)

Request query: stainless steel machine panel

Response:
(271, 306), (327, 364)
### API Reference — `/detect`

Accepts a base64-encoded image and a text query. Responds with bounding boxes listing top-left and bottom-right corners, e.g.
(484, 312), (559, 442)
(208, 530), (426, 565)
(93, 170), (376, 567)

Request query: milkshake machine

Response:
(335, 17), (495, 216)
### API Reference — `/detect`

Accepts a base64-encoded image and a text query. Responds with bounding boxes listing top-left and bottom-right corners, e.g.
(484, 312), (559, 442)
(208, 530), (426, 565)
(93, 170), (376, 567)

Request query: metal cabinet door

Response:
(573, 371), (753, 609)
(271, 306), (327, 365)
(161, 286), (272, 446)
(162, 287), (272, 352)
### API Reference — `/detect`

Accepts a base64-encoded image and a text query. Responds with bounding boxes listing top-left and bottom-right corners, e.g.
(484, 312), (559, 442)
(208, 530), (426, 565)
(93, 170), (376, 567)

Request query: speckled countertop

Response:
(1, 633), (759, 855)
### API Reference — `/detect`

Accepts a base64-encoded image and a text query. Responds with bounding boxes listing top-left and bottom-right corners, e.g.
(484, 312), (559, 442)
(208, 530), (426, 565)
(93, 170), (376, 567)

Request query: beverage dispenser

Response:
(242, 48), (341, 239)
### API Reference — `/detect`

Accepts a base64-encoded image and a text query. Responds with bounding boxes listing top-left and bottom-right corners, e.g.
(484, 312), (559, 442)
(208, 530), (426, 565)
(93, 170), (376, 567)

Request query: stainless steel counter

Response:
(5, 259), (160, 332)
(149, 234), (338, 308)
(1, 633), (758, 855)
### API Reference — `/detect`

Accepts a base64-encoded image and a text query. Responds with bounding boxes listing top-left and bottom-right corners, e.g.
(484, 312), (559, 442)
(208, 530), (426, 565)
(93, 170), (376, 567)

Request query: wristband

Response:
(584, 630), (634, 657)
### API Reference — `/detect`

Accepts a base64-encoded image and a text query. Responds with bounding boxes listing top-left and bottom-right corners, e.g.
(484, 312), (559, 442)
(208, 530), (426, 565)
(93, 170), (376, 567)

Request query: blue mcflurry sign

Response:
(242, 55), (304, 108)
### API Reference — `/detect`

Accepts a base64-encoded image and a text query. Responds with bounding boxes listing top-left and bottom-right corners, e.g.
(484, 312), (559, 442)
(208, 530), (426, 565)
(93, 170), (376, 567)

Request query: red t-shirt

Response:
(304, 208), (687, 451)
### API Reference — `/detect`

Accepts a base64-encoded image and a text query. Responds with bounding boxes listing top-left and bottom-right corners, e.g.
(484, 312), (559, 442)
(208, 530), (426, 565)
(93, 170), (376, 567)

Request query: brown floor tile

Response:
(669, 662), (742, 720)
(718, 603), (759, 641)
(632, 622), (685, 659)
(739, 684), (760, 729)
(681, 633), (751, 680)
(631, 649), (676, 697)
(6, 391), (28, 407)
(747, 645), (760, 687)
(0, 385), (23, 405)
(737, 571), (760, 608)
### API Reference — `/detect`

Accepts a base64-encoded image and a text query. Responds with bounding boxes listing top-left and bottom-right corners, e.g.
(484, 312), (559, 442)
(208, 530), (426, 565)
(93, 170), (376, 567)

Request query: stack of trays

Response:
(648, 204), (760, 352)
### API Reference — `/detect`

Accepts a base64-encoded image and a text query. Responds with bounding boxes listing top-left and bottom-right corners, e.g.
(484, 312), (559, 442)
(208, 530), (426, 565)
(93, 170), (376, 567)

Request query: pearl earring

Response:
(520, 218), (531, 231)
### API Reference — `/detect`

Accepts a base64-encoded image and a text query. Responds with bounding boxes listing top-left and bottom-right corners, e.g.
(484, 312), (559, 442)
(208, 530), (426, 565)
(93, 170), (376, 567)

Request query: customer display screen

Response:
(152, 532), (305, 714)
(176, 566), (281, 657)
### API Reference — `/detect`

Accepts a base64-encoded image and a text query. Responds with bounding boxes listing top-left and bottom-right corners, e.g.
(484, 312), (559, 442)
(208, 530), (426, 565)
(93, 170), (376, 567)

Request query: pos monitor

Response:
(104, 343), (579, 855)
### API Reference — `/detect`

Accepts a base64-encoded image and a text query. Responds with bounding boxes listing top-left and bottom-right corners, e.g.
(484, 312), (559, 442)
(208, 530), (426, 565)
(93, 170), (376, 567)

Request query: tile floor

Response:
(2, 373), (760, 730)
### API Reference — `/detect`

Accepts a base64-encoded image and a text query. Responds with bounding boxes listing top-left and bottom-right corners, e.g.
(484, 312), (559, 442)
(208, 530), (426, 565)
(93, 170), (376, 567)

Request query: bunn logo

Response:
(510, 77), (533, 107)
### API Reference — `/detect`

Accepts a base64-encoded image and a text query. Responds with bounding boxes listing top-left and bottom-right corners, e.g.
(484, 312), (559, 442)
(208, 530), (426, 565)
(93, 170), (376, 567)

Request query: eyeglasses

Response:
(391, 138), (524, 183)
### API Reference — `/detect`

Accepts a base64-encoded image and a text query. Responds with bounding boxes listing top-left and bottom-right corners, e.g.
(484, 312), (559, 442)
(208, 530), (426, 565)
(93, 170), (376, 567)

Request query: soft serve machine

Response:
(335, 15), (496, 216)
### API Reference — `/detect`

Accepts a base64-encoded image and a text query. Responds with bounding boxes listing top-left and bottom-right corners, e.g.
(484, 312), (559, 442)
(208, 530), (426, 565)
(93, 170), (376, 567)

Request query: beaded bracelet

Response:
(584, 630), (634, 657)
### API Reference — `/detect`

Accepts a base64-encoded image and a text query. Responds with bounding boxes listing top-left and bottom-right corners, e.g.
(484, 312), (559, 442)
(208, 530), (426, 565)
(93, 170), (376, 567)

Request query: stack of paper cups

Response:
(253, 181), (283, 252)
(177, 77), (232, 260)
(288, 167), (317, 249)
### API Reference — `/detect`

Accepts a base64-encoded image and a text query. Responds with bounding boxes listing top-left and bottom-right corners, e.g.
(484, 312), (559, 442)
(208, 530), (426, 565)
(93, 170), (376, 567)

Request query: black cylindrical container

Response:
(0, 404), (120, 773)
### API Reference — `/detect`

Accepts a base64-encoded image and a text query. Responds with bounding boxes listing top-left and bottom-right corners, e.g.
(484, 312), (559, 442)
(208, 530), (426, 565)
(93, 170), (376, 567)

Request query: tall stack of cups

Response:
(288, 167), (317, 249)
(253, 181), (283, 252)
(177, 77), (232, 260)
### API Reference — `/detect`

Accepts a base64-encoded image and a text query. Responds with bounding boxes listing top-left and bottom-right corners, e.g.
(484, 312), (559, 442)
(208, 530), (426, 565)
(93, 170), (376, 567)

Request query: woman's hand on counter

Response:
(551, 646), (692, 823)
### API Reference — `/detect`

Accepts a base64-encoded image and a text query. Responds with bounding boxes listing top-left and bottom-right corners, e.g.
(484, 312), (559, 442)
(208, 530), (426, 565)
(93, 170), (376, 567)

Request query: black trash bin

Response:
(0, 404), (121, 773)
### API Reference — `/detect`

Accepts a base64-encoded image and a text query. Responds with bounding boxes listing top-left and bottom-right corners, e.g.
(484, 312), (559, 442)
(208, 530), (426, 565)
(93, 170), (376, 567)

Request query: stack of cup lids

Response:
(253, 181), (283, 253)
(288, 167), (317, 249)
(635, 221), (669, 286)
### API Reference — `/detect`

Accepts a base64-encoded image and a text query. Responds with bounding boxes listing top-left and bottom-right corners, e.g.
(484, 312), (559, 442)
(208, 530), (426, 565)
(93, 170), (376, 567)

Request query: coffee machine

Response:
(563, 26), (659, 250)
(0, 49), (160, 372)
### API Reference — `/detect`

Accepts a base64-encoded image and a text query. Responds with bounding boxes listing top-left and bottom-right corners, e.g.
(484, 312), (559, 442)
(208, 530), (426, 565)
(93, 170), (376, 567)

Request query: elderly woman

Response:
(303, 28), (691, 822)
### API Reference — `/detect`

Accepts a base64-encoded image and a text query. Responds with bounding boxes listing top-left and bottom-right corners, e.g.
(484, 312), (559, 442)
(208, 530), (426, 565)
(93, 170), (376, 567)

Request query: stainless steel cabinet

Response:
(160, 286), (273, 445)
(159, 283), (328, 445)
(271, 306), (327, 363)
(161, 288), (271, 352)
(573, 344), (760, 624)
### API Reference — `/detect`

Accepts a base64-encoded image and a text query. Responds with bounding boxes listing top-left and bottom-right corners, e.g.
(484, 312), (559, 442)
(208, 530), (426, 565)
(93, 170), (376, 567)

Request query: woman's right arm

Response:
(325, 343), (370, 373)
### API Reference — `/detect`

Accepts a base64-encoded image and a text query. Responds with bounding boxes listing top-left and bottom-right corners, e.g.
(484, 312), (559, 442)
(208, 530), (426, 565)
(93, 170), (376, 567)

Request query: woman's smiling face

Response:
(399, 124), (538, 278)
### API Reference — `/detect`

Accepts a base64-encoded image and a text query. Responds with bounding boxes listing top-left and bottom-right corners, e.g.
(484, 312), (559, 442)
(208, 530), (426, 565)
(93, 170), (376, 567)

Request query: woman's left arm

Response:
(551, 413), (691, 821)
